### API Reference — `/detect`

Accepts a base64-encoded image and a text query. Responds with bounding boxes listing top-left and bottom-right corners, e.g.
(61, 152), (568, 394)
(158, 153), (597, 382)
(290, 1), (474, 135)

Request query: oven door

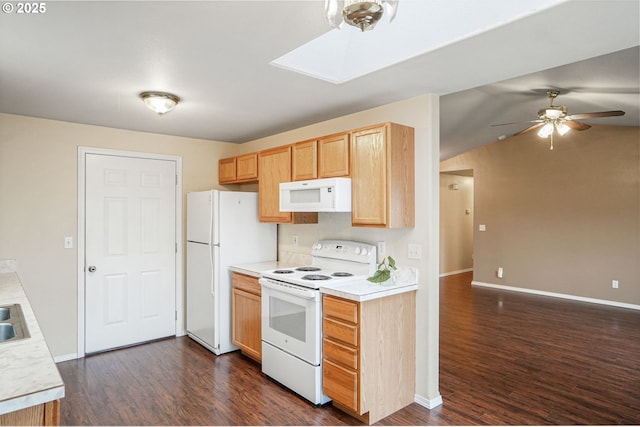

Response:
(260, 278), (321, 366)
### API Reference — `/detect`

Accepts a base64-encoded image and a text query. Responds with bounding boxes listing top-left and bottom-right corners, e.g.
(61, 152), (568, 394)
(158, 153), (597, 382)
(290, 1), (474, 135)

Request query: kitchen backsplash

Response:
(278, 212), (413, 266)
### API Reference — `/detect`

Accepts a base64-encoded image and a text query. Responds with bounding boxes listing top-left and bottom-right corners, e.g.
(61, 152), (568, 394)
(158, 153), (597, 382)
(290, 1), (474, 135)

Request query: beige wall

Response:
(0, 113), (236, 356)
(440, 173), (474, 275)
(441, 125), (640, 305)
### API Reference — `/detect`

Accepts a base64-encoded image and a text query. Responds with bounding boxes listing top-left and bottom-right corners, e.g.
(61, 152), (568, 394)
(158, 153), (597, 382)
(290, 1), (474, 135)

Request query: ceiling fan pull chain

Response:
(550, 132), (554, 150)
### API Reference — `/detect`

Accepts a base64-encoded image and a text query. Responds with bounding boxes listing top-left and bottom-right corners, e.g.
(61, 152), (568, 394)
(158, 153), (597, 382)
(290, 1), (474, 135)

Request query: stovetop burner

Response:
(296, 266), (322, 272)
(301, 274), (332, 281)
(273, 269), (295, 274)
(332, 272), (353, 277)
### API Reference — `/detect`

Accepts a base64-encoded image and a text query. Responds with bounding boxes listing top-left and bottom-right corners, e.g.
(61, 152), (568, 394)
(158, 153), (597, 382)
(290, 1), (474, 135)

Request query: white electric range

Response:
(259, 240), (376, 405)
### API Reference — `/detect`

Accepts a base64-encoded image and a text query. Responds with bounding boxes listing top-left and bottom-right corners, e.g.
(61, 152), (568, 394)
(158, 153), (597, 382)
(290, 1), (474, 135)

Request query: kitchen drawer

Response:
(323, 295), (358, 324)
(323, 358), (359, 413)
(232, 272), (261, 295)
(323, 337), (358, 370)
(323, 317), (358, 347)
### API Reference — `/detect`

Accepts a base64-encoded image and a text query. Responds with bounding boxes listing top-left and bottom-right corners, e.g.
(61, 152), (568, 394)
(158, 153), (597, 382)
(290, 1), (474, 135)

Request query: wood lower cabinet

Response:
(231, 273), (262, 362)
(350, 123), (415, 228)
(0, 399), (60, 426)
(322, 292), (416, 425)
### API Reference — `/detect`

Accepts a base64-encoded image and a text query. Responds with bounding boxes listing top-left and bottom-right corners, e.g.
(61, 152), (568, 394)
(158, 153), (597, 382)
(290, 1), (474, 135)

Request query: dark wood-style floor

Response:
(57, 272), (640, 425)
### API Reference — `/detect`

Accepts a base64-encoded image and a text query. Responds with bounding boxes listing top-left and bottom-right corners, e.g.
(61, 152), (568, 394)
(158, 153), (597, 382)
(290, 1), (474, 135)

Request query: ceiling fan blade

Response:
(564, 120), (591, 131)
(565, 110), (625, 120)
(512, 123), (544, 136)
(491, 119), (542, 127)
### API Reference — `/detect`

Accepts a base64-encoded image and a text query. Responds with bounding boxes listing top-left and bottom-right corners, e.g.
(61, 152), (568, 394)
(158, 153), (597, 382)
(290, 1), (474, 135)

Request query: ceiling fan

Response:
(492, 90), (625, 150)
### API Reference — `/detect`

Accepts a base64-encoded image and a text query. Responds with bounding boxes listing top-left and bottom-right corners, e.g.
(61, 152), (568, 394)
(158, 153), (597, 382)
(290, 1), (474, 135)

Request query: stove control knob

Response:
(355, 247), (361, 255)
(361, 248), (368, 256)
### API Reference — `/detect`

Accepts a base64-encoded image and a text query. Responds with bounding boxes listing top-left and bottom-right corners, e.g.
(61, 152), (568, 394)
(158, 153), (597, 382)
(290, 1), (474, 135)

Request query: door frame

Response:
(77, 146), (184, 358)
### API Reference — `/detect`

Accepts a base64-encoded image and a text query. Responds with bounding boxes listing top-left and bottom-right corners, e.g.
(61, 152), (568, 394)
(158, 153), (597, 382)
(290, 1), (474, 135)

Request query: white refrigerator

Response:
(186, 190), (276, 355)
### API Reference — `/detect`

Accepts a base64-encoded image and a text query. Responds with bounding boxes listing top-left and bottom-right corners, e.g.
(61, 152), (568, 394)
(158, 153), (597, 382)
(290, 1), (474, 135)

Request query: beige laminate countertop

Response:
(230, 263), (418, 302)
(0, 271), (65, 415)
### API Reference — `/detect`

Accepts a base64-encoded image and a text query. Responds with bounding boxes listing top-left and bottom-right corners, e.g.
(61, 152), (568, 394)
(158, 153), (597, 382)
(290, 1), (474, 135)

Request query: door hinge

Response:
(176, 174), (178, 186)
(175, 310), (178, 320)
(175, 242), (178, 253)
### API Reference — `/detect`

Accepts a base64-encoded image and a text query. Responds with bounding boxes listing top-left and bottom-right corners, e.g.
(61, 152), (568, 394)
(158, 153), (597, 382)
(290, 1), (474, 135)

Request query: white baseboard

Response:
(440, 268), (473, 277)
(54, 353), (79, 363)
(415, 393), (443, 409)
(472, 281), (640, 311)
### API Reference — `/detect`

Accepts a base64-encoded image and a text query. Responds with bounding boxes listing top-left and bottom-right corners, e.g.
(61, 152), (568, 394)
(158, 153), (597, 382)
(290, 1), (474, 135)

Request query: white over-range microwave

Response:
(279, 177), (351, 212)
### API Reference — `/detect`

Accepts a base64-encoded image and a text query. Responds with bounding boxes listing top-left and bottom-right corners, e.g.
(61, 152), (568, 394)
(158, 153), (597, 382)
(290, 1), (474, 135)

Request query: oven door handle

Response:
(260, 279), (319, 300)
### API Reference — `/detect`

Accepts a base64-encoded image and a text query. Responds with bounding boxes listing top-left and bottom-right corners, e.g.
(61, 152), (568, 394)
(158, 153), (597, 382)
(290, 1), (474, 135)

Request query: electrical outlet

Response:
(497, 267), (503, 278)
(408, 243), (421, 260)
(612, 280), (619, 289)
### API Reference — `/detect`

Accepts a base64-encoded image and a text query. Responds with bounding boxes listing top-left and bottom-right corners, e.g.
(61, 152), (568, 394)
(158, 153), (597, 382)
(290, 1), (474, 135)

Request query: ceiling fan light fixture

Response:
(140, 91), (180, 115)
(325, 0), (399, 31)
(556, 122), (570, 136)
(537, 122), (554, 138)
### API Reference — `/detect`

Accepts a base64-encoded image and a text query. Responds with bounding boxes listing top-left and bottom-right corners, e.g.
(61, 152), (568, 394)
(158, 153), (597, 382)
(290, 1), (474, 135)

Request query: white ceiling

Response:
(1, 1), (638, 160)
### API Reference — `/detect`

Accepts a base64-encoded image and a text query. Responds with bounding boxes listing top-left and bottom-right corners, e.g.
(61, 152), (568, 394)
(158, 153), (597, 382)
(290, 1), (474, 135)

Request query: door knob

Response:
(88, 266), (97, 273)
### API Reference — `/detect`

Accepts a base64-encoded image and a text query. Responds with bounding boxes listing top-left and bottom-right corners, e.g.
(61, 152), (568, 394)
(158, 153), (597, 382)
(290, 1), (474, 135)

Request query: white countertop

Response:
(230, 263), (418, 302)
(229, 261), (290, 278)
(319, 267), (419, 302)
(0, 272), (65, 415)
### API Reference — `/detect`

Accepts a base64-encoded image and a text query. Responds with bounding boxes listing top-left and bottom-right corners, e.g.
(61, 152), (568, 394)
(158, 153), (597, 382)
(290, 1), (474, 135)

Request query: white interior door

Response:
(85, 153), (176, 353)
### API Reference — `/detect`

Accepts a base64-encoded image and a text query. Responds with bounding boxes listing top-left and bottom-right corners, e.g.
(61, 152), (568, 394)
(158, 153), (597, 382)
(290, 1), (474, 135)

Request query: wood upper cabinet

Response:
(258, 145), (318, 224)
(218, 152), (258, 184)
(292, 139), (318, 181)
(232, 272), (262, 362)
(350, 123), (415, 228)
(236, 152), (259, 182)
(318, 132), (350, 178)
(322, 292), (416, 425)
(218, 156), (237, 184)
(258, 145), (292, 223)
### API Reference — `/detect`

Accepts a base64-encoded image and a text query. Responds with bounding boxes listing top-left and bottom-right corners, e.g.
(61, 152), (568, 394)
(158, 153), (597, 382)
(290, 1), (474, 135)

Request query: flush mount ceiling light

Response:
(140, 91), (180, 115)
(325, 0), (399, 31)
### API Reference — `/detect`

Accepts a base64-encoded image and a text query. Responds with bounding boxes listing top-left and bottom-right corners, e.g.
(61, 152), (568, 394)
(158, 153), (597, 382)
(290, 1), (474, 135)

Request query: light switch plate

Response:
(64, 236), (73, 249)
(408, 243), (421, 260)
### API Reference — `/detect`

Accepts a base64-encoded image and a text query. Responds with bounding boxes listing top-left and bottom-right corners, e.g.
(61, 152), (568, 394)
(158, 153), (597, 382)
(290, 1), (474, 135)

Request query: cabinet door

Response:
(218, 157), (237, 184)
(236, 152), (258, 182)
(351, 125), (388, 226)
(232, 288), (262, 362)
(318, 133), (349, 178)
(292, 139), (318, 181)
(258, 145), (292, 223)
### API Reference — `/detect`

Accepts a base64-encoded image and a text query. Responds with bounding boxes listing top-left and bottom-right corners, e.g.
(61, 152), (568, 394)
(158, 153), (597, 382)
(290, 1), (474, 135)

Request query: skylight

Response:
(271, 0), (566, 84)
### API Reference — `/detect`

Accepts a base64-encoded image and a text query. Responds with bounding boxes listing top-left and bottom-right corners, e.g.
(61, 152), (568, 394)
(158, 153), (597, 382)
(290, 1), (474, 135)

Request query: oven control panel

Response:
(311, 240), (376, 264)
